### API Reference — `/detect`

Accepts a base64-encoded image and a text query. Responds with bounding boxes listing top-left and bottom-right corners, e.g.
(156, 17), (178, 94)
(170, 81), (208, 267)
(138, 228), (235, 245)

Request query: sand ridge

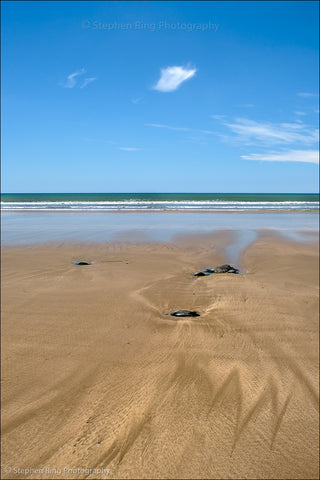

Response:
(1, 233), (319, 479)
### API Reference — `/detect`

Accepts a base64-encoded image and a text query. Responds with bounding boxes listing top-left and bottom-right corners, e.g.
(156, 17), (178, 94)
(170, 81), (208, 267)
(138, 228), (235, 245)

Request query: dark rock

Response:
(211, 264), (239, 274)
(170, 310), (200, 317)
(193, 264), (239, 276)
(193, 268), (213, 277)
(73, 261), (92, 266)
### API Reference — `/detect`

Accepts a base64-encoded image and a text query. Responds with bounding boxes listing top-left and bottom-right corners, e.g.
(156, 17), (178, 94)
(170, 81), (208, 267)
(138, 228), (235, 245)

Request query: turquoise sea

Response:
(1, 193), (319, 211)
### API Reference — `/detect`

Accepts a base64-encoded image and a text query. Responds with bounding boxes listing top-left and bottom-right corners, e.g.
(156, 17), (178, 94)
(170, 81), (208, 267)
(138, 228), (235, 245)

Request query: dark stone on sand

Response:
(193, 269), (213, 277)
(73, 261), (92, 266)
(211, 264), (239, 274)
(193, 264), (239, 276)
(170, 310), (200, 317)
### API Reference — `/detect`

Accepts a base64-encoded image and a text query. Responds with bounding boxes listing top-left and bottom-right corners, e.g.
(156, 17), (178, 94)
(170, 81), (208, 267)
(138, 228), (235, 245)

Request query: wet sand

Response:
(1, 232), (319, 479)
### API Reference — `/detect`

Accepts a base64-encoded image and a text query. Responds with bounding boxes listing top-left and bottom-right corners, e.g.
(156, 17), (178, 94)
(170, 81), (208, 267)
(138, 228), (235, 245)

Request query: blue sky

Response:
(1, 0), (319, 193)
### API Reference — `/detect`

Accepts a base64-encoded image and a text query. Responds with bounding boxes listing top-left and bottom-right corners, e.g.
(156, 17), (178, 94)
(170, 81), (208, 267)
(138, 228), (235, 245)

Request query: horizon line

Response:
(1, 192), (319, 195)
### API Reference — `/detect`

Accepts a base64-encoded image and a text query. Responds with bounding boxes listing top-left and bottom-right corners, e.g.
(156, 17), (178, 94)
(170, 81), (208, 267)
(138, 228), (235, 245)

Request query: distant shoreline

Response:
(2, 210), (318, 246)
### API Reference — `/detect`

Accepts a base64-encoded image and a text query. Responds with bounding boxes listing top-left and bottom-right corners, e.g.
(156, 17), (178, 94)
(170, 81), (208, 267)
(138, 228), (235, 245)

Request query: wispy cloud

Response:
(297, 92), (319, 98)
(62, 68), (86, 88)
(145, 123), (216, 135)
(80, 77), (96, 88)
(61, 69), (96, 89)
(211, 114), (226, 121)
(145, 123), (190, 132)
(294, 111), (307, 116)
(211, 113), (319, 165)
(223, 118), (318, 145)
(236, 104), (255, 108)
(118, 147), (142, 151)
(241, 150), (319, 164)
(153, 65), (197, 92)
(131, 97), (142, 104)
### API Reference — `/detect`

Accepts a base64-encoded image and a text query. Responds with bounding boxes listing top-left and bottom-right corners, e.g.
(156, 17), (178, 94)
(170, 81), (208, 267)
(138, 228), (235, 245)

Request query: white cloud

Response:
(297, 92), (318, 98)
(61, 69), (96, 89)
(210, 113), (319, 164)
(241, 150), (319, 164)
(62, 68), (86, 88)
(223, 118), (318, 145)
(153, 65), (197, 92)
(80, 77), (96, 88)
(294, 111), (307, 116)
(131, 97), (142, 104)
(118, 147), (142, 151)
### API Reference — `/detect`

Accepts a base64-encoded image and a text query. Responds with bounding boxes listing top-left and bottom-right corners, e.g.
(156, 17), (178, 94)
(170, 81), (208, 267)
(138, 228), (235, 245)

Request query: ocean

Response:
(1, 193), (319, 211)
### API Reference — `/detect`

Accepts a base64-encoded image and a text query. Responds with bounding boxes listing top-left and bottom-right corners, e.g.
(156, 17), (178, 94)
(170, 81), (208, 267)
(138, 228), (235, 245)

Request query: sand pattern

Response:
(1, 233), (319, 479)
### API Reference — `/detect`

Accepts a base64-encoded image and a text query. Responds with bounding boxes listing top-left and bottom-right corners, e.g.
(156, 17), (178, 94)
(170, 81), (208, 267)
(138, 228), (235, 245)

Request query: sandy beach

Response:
(1, 232), (319, 479)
